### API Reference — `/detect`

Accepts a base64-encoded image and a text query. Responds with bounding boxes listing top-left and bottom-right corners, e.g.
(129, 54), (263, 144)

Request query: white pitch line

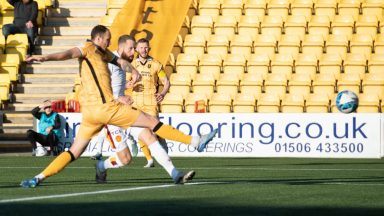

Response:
(0, 182), (221, 204)
(320, 182), (384, 186)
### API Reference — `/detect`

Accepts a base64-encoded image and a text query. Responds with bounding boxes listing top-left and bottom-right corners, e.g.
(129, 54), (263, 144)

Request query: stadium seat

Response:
(253, 34), (278, 58)
(100, 15), (115, 27)
(216, 73), (239, 99)
(362, 0), (383, 18)
(199, 54), (222, 80)
(208, 93), (232, 113)
(0, 13), (14, 26)
(223, 54), (246, 79)
(192, 73), (215, 98)
(281, 94), (305, 113)
(214, 16), (237, 39)
(314, 0), (337, 20)
(305, 93), (330, 113)
(308, 15), (331, 39)
(244, 0), (267, 17)
(191, 15), (214, 40)
(239, 73), (263, 97)
(221, 0), (244, 22)
(374, 34), (384, 54)
(356, 93), (380, 113)
(230, 34), (253, 57)
(0, 0), (14, 11)
(264, 73), (287, 98)
(319, 53), (343, 79)
(67, 99), (80, 113)
(270, 54), (294, 79)
(267, 0), (290, 21)
(0, 72), (10, 101)
(343, 53), (367, 79)
(0, 35), (5, 53)
(247, 53), (270, 77)
(277, 35), (301, 58)
(198, 0), (221, 20)
(295, 53), (318, 79)
(291, 0), (314, 21)
(233, 93), (256, 113)
(175, 54), (198, 78)
(284, 15), (307, 40)
(183, 34), (206, 59)
(0, 53), (20, 82)
(362, 72), (384, 99)
(257, 93), (281, 113)
(312, 74), (336, 97)
(207, 34), (229, 59)
(184, 93), (208, 113)
(160, 93), (184, 113)
(330, 15), (355, 40)
(325, 34), (349, 60)
(169, 73), (192, 98)
(337, 73), (361, 95)
(238, 15), (260, 41)
(302, 34), (325, 58)
(367, 54), (384, 74)
(261, 16), (284, 39)
(338, 0), (362, 20)
(350, 34), (373, 58)
(5, 34), (28, 61)
(355, 15), (379, 39)
(288, 73), (312, 98)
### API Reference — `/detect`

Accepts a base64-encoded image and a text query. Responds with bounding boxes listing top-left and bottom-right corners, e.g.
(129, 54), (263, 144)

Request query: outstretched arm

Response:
(26, 47), (82, 63)
(117, 58), (141, 85)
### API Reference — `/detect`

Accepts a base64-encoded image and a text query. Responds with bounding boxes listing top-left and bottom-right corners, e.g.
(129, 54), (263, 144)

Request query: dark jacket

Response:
(8, 0), (38, 27)
(31, 106), (61, 130)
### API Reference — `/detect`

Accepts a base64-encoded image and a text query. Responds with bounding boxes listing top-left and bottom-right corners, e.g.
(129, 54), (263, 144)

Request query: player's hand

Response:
(26, 55), (46, 63)
(130, 68), (141, 84)
(26, 21), (34, 29)
(117, 95), (134, 105)
(155, 93), (165, 103)
(125, 81), (134, 89)
(45, 127), (53, 133)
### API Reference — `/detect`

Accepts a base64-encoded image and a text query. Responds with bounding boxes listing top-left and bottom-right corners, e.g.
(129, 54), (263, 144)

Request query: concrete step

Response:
(26, 64), (79, 74)
(56, 0), (106, 8)
(35, 45), (74, 55)
(16, 83), (73, 94)
(40, 26), (93, 36)
(23, 73), (77, 83)
(46, 8), (106, 18)
(8, 103), (40, 111)
(25, 57), (80, 65)
(14, 93), (67, 103)
(2, 112), (33, 124)
(0, 133), (30, 152)
(38, 36), (88, 46)
(46, 17), (101, 27)
(0, 123), (33, 133)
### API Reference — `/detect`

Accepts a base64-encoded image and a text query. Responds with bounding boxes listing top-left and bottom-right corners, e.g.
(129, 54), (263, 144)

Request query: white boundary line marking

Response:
(0, 182), (221, 204)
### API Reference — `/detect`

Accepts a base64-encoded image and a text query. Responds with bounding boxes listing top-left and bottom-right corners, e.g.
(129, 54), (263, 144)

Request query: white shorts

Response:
(101, 125), (145, 152)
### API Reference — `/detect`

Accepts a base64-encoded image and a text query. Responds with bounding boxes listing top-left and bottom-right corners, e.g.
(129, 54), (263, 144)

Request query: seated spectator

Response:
(2, 0), (38, 55)
(27, 100), (61, 156)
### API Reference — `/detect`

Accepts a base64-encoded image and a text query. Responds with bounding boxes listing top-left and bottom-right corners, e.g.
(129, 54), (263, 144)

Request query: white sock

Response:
(190, 136), (200, 148)
(148, 141), (177, 177)
(101, 155), (124, 171)
(35, 173), (45, 182)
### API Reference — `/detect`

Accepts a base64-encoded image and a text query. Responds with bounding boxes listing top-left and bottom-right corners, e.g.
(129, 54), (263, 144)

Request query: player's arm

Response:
(116, 58), (141, 85)
(155, 68), (170, 103)
(26, 48), (82, 63)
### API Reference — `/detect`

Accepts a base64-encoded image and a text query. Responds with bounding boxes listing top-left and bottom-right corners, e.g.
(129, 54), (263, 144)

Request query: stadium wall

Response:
(36, 113), (384, 159)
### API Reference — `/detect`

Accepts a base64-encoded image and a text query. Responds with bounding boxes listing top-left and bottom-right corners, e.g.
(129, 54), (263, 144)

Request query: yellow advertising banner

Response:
(110, 0), (192, 65)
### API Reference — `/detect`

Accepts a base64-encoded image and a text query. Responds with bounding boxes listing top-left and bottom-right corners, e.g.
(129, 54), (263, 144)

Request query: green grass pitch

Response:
(0, 156), (383, 216)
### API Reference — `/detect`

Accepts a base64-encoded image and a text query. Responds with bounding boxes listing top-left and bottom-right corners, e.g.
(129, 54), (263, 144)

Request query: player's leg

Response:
(91, 128), (106, 160)
(139, 139), (154, 168)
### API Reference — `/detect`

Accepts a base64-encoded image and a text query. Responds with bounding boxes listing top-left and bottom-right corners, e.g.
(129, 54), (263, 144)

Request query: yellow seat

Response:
(362, 72), (384, 99)
(264, 73), (287, 98)
(257, 93), (281, 113)
(216, 73), (239, 99)
(208, 93), (232, 113)
(199, 54), (222, 80)
(331, 15), (355, 40)
(240, 73), (263, 97)
(314, 0), (337, 20)
(355, 15), (379, 39)
(368, 54), (384, 74)
(291, 0), (314, 21)
(0, 53), (20, 82)
(176, 54), (198, 78)
(233, 93), (256, 113)
(107, 0), (126, 9)
(0, 35), (5, 53)
(185, 93), (208, 113)
(223, 54), (246, 79)
(244, 0), (267, 17)
(267, 0), (290, 21)
(305, 93), (330, 113)
(214, 16), (237, 40)
(312, 73), (336, 97)
(308, 15), (331, 38)
(270, 53), (294, 79)
(302, 34), (325, 58)
(281, 94), (305, 113)
(338, 0), (361, 20)
(169, 73), (192, 98)
(238, 15), (260, 41)
(350, 34), (373, 58)
(374, 34), (384, 54)
(247, 53), (270, 77)
(362, 0), (383, 18)
(278, 34), (301, 58)
(319, 53), (342, 79)
(356, 93), (380, 113)
(0, 0), (14, 11)
(191, 15), (214, 40)
(160, 93), (184, 113)
(295, 53), (318, 79)
(337, 73), (361, 95)
(343, 53), (367, 79)
(288, 73), (312, 98)
(5, 34), (28, 61)
(221, 0), (244, 22)
(183, 34), (206, 59)
(253, 34), (277, 58)
(261, 16), (284, 39)
(230, 34), (253, 57)
(207, 34), (229, 59)
(284, 15), (307, 40)
(100, 15), (115, 27)
(0, 72), (10, 101)
(192, 73), (215, 98)
(326, 34), (349, 60)
(0, 14), (14, 26)
(198, 0), (221, 20)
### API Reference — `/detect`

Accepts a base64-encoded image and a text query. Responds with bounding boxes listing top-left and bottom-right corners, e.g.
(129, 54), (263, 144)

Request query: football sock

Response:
(41, 151), (74, 178)
(102, 155), (124, 170)
(139, 140), (153, 161)
(148, 141), (177, 177)
(152, 123), (193, 145)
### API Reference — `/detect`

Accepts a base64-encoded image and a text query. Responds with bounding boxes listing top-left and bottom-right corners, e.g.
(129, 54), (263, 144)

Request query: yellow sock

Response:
(139, 140), (153, 161)
(153, 123), (192, 144)
(42, 151), (73, 178)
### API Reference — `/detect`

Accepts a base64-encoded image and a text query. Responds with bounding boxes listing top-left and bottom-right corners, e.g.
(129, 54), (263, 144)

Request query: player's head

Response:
(118, 35), (136, 62)
(22, 0), (31, 4)
(91, 25), (111, 51)
(43, 100), (53, 115)
(136, 38), (150, 59)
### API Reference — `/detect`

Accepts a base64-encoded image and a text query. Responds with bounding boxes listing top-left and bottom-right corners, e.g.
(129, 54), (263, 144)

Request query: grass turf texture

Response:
(0, 156), (383, 216)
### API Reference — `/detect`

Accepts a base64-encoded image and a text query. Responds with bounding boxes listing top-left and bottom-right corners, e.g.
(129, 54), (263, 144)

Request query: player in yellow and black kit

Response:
(20, 25), (218, 188)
